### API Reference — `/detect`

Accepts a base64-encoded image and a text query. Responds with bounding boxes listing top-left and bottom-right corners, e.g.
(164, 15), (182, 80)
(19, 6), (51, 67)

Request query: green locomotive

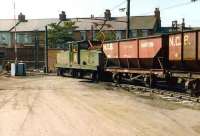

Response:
(56, 41), (106, 80)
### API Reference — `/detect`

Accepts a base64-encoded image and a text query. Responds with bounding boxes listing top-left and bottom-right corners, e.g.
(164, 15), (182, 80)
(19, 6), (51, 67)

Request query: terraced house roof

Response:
(62, 16), (157, 31)
(0, 15), (158, 32)
(0, 19), (16, 31)
(10, 19), (60, 32)
(130, 16), (157, 30)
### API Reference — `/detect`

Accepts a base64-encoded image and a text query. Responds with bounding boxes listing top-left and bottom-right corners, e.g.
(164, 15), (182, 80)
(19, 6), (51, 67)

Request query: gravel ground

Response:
(0, 75), (200, 136)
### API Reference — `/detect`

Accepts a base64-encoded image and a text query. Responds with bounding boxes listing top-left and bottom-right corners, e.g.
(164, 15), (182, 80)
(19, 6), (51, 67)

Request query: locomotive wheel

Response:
(77, 71), (83, 78)
(74, 70), (79, 78)
(57, 68), (64, 76)
(57, 68), (60, 76)
(92, 72), (99, 82)
(69, 69), (76, 78)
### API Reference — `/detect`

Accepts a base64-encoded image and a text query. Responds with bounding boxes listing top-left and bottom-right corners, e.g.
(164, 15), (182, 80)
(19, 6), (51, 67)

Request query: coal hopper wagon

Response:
(103, 30), (200, 96)
(103, 35), (169, 87)
(167, 30), (200, 95)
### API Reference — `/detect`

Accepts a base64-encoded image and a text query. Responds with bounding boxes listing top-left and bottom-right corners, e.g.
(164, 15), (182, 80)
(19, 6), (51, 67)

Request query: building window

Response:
(116, 31), (122, 40)
(0, 33), (10, 45)
(142, 30), (148, 37)
(92, 31), (96, 40)
(0, 52), (5, 59)
(16, 33), (33, 44)
(131, 30), (137, 38)
(80, 31), (87, 40)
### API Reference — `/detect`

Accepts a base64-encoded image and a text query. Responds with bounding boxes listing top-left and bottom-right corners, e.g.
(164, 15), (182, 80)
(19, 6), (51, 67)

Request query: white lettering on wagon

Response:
(184, 35), (191, 46)
(140, 42), (154, 48)
(169, 36), (181, 47)
(104, 43), (114, 50)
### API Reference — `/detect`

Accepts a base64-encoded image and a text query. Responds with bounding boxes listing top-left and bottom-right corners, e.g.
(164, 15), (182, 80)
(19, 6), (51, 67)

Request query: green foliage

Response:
(95, 31), (116, 41)
(48, 21), (76, 48)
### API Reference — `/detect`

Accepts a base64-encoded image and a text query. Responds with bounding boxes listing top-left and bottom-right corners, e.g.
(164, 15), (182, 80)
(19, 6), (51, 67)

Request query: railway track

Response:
(106, 82), (200, 104)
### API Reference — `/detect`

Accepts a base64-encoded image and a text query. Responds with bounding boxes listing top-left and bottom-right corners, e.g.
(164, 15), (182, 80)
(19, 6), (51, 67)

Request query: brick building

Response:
(0, 8), (163, 70)
(0, 8), (163, 48)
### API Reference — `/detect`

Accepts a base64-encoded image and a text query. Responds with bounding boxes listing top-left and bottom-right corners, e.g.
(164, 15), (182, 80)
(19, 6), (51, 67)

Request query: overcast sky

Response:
(0, 0), (200, 27)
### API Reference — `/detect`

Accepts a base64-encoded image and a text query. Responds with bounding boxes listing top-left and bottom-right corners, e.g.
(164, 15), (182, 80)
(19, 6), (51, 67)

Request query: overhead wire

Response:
(110, 0), (127, 11)
(135, 0), (199, 16)
(97, 0), (128, 17)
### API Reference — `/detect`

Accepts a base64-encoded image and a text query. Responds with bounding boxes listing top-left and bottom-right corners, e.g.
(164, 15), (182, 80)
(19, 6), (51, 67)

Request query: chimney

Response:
(18, 12), (26, 22)
(154, 8), (161, 29)
(104, 9), (111, 20)
(172, 20), (178, 32)
(154, 8), (160, 20)
(91, 14), (94, 19)
(59, 11), (67, 21)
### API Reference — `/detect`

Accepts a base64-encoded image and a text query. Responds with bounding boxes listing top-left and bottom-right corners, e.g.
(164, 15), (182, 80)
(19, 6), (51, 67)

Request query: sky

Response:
(0, 0), (200, 27)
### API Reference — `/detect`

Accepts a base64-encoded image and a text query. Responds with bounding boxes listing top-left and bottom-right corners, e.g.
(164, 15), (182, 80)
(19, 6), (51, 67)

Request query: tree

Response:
(95, 31), (116, 41)
(48, 21), (76, 48)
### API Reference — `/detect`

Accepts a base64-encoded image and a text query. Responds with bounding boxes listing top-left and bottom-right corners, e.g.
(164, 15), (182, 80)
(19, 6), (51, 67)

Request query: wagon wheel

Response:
(187, 80), (200, 97)
(144, 75), (153, 88)
(144, 76), (150, 87)
(112, 73), (121, 84)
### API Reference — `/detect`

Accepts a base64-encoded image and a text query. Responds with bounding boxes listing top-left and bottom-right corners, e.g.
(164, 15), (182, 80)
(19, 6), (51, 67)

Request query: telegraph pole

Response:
(13, 0), (18, 63)
(126, 0), (131, 38)
(44, 26), (48, 73)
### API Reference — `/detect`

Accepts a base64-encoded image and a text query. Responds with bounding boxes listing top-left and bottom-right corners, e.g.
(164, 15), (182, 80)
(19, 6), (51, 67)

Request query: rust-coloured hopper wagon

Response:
(103, 35), (169, 88)
(103, 35), (168, 77)
(169, 31), (200, 71)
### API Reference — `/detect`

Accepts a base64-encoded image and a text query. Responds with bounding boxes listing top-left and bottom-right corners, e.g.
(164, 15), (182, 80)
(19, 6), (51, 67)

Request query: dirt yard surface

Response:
(0, 75), (200, 136)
